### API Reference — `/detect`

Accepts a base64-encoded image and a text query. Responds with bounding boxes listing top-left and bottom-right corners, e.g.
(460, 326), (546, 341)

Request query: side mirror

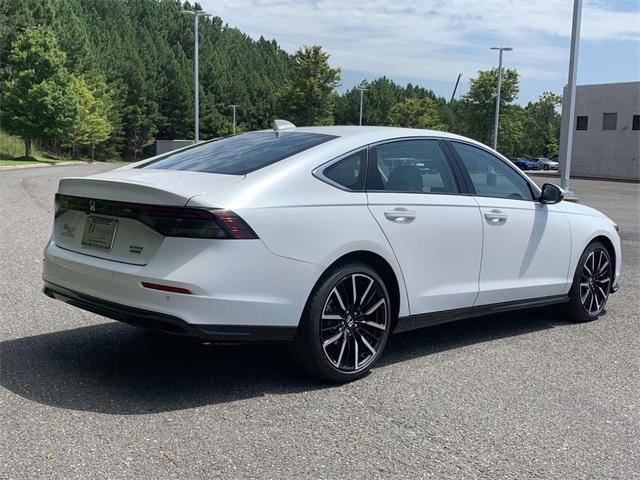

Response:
(539, 183), (564, 204)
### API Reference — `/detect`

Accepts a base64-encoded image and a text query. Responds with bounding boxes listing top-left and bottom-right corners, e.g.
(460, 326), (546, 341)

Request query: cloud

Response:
(201, 0), (640, 83)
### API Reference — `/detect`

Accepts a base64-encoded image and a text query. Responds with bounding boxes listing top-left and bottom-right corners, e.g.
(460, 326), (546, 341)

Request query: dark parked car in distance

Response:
(511, 157), (540, 171)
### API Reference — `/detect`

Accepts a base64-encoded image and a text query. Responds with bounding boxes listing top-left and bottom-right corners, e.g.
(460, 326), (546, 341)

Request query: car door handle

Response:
(384, 208), (416, 223)
(484, 209), (508, 225)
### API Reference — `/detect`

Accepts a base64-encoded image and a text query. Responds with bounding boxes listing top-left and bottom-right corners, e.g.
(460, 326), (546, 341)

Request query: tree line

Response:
(0, 0), (561, 161)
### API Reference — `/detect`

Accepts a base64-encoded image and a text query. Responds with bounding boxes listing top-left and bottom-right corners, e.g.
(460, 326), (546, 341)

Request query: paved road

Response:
(1, 165), (639, 479)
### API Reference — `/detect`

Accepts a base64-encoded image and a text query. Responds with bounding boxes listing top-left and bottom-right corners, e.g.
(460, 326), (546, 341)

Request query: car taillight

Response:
(138, 206), (259, 240)
(54, 194), (258, 240)
(213, 210), (259, 239)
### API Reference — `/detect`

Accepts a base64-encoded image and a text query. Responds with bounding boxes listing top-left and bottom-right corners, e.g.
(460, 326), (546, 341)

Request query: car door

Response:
(366, 138), (483, 314)
(448, 141), (572, 305)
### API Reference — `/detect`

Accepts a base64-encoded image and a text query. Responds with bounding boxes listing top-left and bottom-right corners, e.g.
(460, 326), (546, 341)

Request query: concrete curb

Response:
(529, 171), (639, 184)
(0, 161), (87, 171)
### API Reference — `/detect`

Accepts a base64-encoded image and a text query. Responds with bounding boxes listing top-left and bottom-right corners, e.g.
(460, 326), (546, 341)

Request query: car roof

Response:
(286, 125), (474, 143)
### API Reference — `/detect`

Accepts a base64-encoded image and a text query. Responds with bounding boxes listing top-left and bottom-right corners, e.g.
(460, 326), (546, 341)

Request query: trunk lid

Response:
(58, 168), (243, 206)
(53, 169), (243, 265)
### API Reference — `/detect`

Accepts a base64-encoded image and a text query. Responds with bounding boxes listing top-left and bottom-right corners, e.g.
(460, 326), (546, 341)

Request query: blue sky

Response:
(202, 0), (640, 105)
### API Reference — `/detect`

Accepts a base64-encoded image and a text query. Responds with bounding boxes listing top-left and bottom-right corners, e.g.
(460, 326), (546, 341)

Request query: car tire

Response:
(544, 165), (550, 171)
(564, 241), (613, 323)
(291, 262), (392, 383)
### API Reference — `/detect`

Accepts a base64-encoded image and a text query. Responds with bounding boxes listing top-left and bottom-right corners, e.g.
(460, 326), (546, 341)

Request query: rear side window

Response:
(451, 142), (534, 200)
(366, 140), (459, 194)
(138, 131), (337, 175)
(322, 150), (367, 190)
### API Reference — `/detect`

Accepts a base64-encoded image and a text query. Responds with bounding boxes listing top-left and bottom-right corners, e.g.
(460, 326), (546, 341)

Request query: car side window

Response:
(451, 142), (534, 200)
(322, 149), (367, 191)
(366, 140), (459, 194)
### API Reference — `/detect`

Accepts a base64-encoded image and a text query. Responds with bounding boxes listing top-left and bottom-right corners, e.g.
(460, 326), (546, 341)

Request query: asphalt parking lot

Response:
(1, 164), (639, 479)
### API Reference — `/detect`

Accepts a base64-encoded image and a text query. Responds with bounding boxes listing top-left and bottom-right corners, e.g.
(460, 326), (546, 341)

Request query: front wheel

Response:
(544, 165), (550, 171)
(565, 242), (613, 322)
(291, 263), (391, 382)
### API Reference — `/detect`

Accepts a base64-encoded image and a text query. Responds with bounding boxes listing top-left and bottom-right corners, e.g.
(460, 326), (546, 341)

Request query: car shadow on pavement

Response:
(0, 308), (565, 414)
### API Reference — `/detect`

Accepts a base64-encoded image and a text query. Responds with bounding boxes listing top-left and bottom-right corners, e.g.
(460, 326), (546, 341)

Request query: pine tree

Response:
(0, 25), (80, 157)
(275, 46), (340, 126)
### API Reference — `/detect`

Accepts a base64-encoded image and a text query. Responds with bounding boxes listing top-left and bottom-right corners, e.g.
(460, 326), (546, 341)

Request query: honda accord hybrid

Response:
(43, 122), (621, 382)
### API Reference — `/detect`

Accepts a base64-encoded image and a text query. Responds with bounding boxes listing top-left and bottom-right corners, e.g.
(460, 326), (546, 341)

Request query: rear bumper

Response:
(43, 238), (321, 331)
(44, 281), (296, 343)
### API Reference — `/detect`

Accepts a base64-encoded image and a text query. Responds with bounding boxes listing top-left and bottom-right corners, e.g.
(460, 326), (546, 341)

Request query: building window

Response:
(633, 115), (640, 131)
(576, 116), (588, 130)
(603, 112), (617, 130)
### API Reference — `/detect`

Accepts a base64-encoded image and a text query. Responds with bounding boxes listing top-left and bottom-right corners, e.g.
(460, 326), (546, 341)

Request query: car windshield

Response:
(137, 131), (337, 175)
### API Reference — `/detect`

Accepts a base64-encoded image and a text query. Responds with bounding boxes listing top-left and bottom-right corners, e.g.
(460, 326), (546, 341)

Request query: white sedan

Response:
(43, 123), (621, 382)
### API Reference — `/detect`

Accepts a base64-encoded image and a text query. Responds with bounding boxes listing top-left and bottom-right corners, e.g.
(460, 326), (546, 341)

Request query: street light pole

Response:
(490, 47), (513, 150)
(182, 9), (211, 143)
(559, 0), (583, 195)
(229, 104), (239, 135)
(357, 87), (367, 126)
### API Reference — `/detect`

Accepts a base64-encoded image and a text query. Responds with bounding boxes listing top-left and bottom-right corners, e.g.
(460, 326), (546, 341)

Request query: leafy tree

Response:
(520, 92), (562, 157)
(335, 77), (440, 126)
(68, 75), (113, 159)
(457, 68), (519, 150)
(336, 78), (402, 125)
(0, 26), (79, 157)
(275, 45), (340, 126)
(388, 97), (446, 130)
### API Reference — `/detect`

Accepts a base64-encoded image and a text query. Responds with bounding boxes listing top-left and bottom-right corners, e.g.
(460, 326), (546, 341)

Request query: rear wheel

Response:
(291, 263), (391, 382)
(565, 242), (613, 322)
(544, 165), (550, 171)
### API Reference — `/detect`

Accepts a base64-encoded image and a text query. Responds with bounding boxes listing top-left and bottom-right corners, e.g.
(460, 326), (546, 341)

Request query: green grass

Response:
(0, 130), (74, 164)
(1, 130), (43, 159)
(0, 159), (43, 167)
(0, 131), (123, 166)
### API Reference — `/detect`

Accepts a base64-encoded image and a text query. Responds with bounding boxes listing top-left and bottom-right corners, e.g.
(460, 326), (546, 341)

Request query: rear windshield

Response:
(137, 131), (337, 175)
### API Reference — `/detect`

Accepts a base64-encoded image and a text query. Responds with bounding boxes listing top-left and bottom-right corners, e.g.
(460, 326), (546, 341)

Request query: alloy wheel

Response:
(579, 248), (611, 316)
(320, 273), (388, 372)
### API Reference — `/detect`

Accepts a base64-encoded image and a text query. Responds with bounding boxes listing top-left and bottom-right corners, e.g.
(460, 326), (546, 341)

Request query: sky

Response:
(201, 0), (640, 105)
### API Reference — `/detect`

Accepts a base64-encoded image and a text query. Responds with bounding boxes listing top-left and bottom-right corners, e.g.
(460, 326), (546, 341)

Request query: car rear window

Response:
(138, 131), (337, 175)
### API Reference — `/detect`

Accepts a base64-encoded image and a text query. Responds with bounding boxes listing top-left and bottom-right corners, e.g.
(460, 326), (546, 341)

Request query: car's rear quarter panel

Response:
(188, 141), (411, 318)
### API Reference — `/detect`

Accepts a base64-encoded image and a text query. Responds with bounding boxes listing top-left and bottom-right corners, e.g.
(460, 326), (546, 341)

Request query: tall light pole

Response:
(229, 104), (239, 135)
(182, 9), (211, 143)
(357, 87), (367, 126)
(490, 47), (513, 150)
(559, 0), (583, 195)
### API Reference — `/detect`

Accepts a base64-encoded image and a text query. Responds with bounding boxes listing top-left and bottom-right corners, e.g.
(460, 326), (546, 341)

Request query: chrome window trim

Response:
(312, 134), (543, 200)
(313, 135), (464, 195)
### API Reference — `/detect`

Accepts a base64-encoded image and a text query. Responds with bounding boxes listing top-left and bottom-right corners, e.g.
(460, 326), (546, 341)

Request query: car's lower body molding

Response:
(43, 282), (296, 343)
(394, 295), (570, 334)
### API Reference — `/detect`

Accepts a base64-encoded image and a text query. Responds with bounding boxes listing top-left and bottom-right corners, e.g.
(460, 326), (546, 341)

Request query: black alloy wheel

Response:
(292, 263), (391, 382)
(579, 247), (612, 316)
(566, 242), (613, 322)
(320, 273), (388, 372)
